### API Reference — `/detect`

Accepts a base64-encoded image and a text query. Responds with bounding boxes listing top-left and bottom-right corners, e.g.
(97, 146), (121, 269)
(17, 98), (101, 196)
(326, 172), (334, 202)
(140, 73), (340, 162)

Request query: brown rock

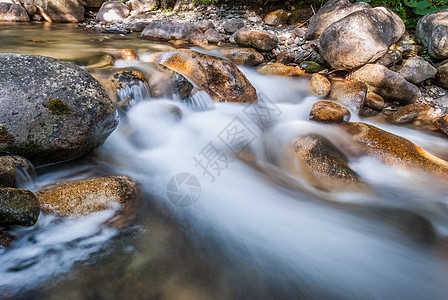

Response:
(436, 62), (448, 89)
(258, 63), (305, 76)
(0, 155), (34, 188)
(141, 20), (208, 47)
(386, 103), (433, 124)
(147, 49), (257, 103)
(34, 0), (85, 22)
(308, 73), (331, 98)
(0, 187), (39, 226)
(364, 92), (384, 111)
(309, 100), (351, 123)
(204, 28), (223, 43)
(104, 49), (137, 61)
(221, 48), (264, 66)
(0, 2), (29, 21)
(263, 9), (289, 26)
(287, 134), (364, 191)
(329, 79), (367, 114)
(341, 122), (448, 175)
(36, 176), (141, 226)
(234, 29), (279, 52)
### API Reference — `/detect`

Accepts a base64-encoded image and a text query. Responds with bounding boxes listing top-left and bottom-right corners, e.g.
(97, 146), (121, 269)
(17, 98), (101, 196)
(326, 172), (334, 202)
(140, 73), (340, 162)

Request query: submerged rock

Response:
(0, 2), (29, 21)
(309, 101), (351, 123)
(141, 20), (208, 47)
(341, 122), (448, 176)
(0, 54), (118, 166)
(416, 8), (448, 59)
(0, 155), (35, 188)
(0, 230), (14, 249)
(148, 49), (257, 103)
(0, 187), (39, 226)
(349, 64), (421, 104)
(36, 176), (141, 226)
(103, 70), (150, 109)
(287, 134), (364, 191)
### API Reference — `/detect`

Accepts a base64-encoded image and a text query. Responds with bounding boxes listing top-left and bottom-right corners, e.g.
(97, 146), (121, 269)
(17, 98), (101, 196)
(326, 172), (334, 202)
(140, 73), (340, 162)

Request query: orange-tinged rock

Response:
(258, 63), (306, 76)
(309, 100), (351, 123)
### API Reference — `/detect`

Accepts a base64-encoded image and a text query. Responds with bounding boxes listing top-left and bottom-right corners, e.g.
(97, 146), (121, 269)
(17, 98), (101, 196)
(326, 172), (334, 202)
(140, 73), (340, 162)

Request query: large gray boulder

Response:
(305, 0), (370, 40)
(34, 0), (84, 22)
(96, 0), (130, 22)
(349, 64), (421, 104)
(127, 0), (158, 13)
(0, 2), (29, 21)
(416, 8), (448, 59)
(398, 57), (437, 84)
(0, 54), (118, 166)
(319, 7), (405, 69)
(141, 20), (208, 47)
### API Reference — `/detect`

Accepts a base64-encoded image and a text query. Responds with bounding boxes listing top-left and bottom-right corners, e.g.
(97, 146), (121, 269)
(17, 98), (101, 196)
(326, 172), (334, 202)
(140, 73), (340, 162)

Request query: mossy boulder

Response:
(0, 155), (35, 188)
(36, 176), (141, 227)
(0, 54), (118, 166)
(0, 187), (39, 226)
(147, 49), (257, 103)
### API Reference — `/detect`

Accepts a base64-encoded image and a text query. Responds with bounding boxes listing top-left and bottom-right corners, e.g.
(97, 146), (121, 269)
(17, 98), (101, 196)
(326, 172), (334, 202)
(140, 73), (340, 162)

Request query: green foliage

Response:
(357, 0), (448, 30)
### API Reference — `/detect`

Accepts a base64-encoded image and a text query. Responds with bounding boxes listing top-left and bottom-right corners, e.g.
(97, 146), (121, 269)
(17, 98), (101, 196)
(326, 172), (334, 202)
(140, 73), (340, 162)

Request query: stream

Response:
(1, 23), (448, 299)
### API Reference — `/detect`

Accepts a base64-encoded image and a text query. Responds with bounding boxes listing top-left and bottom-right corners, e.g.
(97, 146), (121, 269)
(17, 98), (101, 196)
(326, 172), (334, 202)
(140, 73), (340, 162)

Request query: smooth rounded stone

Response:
(148, 49), (257, 103)
(162, 104), (183, 122)
(286, 134), (364, 191)
(0, 155), (34, 188)
(300, 61), (324, 73)
(141, 20), (207, 47)
(204, 28), (223, 43)
(319, 7), (405, 69)
(376, 50), (402, 68)
(308, 73), (331, 98)
(341, 122), (448, 176)
(364, 92), (384, 111)
(223, 18), (244, 34)
(416, 8), (448, 59)
(309, 100), (351, 123)
(234, 29), (279, 52)
(0, 230), (14, 249)
(387, 103), (433, 124)
(36, 176), (141, 226)
(127, 0), (158, 13)
(0, 54), (118, 166)
(305, 0), (370, 40)
(292, 26), (305, 38)
(79, 0), (105, 8)
(0, 2), (29, 21)
(328, 79), (367, 114)
(436, 62), (448, 89)
(104, 48), (137, 61)
(398, 57), (437, 84)
(0, 187), (39, 227)
(34, 0), (84, 22)
(220, 47), (264, 66)
(195, 19), (214, 32)
(146, 64), (193, 100)
(258, 63), (305, 76)
(263, 9), (289, 26)
(96, 0), (130, 22)
(349, 64), (421, 104)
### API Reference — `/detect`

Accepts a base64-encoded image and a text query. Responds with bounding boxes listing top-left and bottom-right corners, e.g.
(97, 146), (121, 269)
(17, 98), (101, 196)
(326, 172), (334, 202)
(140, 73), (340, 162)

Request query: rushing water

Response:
(1, 23), (448, 299)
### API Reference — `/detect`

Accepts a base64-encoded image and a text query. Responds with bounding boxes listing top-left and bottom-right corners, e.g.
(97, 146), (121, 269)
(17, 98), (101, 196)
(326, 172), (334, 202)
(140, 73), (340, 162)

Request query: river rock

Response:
(309, 101), (351, 123)
(300, 61), (324, 73)
(148, 49), (257, 103)
(19, 0), (37, 16)
(34, 0), (84, 22)
(141, 20), (207, 47)
(305, 0), (370, 40)
(79, 0), (105, 7)
(329, 79), (367, 114)
(436, 62), (448, 89)
(416, 8), (448, 59)
(96, 0), (130, 22)
(398, 57), (437, 84)
(36, 176), (141, 226)
(0, 230), (13, 249)
(287, 134), (363, 191)
(258, 63), (305, 76)
(220, 48), (264, 66)
(0, 54), (118, 166)
(0, 2), (29, 21)
(127, 0), (158, 13)
(146, 64), (193, 99)
(204, 28), (223, 43)
(223, 18), (244, 34)
(386, 103), (433, 124)
(0, 187), (39, 226)
(0, 155), (34, 188)
(308, 73), (331, 98)
(376, 50), (402, 68)
(263, 9), (289, 26)
(349, 64), (421, 104)
(195, 20), (214, 32)
(234, 29), (279, 52)
(364, 92), (384, 111)
(319, 7), (405, 69)
(341, 122), (448, 176)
